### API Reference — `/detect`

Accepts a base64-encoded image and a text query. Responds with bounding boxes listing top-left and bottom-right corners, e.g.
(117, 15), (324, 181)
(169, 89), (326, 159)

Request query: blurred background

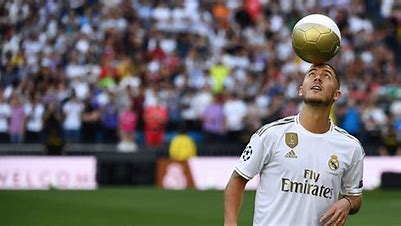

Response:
(0, 0), (401, 226)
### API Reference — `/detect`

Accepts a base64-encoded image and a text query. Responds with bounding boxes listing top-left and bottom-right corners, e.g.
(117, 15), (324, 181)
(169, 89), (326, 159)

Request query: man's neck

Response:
(299, 105), (332, 134)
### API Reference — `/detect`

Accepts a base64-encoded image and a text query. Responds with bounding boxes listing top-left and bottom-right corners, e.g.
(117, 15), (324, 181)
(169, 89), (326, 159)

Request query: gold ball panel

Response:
(292, 29), (306, 48)
(318, 33), (337, 52)
(305, 27), (321, 42)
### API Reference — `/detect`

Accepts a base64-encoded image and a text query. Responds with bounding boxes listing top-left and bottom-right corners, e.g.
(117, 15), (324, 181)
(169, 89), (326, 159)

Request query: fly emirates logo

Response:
(281, 169), (333, 199)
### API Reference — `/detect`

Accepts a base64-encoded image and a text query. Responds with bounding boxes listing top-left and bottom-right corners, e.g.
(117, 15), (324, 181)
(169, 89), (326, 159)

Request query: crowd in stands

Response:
(1, 0), (401, 156)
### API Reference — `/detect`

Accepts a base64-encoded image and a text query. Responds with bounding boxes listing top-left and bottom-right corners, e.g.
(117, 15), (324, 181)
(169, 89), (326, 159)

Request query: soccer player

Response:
(224, 63), (364, 226)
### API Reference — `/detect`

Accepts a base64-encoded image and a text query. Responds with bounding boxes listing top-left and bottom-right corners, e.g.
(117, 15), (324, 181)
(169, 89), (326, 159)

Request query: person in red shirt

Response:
(148, 40), (166, 61)
(144, 100), (168, 147)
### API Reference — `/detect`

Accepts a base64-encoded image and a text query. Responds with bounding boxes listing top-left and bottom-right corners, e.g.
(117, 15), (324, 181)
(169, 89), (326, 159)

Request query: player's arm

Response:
(224, 171), (248, 226)
(343, 195), (362, 214)
(224, 128), (273, 226)
(319, 195), (362, 226)
(321, 145), (364, 226)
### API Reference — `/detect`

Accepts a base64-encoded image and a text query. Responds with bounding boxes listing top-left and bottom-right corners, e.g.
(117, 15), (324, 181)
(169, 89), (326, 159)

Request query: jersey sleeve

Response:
(341, 145), (365, 196)
(234, 132), (274, 180)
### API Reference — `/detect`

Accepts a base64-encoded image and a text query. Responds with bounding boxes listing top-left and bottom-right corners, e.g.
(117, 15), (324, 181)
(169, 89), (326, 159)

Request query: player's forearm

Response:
(224, 171), (247, 226)
(344, 195), (362, 214)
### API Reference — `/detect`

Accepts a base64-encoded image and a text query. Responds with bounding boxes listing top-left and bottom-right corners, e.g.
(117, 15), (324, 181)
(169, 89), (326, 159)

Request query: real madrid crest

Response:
(285, 132), (298, 149)
(328, 154), (339, 171)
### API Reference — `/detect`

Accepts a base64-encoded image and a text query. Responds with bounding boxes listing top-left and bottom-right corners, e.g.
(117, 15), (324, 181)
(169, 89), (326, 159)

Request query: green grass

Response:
(0, 188), (400, 226)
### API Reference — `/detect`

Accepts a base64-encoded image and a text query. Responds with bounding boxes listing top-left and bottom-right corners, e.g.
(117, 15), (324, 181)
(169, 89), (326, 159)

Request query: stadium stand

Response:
(0, 0), (401, 158)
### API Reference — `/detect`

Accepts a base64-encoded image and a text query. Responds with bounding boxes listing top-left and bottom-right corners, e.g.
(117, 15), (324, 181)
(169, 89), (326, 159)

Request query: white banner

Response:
(188, 157), (259, 190)
(0, 156), (97, 190)
(363, 156), (401, 190)
(188, 156), (401, 190)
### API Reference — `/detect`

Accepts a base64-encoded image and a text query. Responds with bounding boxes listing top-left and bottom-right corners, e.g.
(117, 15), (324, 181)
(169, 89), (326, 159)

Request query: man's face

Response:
(299, 64), (341, 107)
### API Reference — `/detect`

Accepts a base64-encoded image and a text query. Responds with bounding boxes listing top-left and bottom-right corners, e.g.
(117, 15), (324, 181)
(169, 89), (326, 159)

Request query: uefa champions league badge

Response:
(241, 146), (253, 161)
(328, 154), (339, 171)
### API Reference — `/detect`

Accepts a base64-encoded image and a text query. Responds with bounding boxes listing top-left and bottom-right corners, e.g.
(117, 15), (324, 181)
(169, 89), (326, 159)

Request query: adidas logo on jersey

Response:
(285, 150), (297, 158)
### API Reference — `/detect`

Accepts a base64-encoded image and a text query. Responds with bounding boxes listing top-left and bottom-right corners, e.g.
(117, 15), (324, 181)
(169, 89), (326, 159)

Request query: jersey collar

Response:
(295, 113), (334, 137)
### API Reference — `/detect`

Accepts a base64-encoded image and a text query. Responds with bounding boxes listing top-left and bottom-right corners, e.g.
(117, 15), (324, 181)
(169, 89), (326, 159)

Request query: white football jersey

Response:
(235, 114), (364, 226)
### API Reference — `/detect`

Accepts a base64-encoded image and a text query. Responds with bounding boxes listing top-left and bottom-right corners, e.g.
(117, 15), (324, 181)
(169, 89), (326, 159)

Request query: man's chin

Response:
(303, 97), (331, 107)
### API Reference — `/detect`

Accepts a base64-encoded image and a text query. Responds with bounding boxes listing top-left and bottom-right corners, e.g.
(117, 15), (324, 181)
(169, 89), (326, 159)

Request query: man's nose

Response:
(313, 74), (322, 81)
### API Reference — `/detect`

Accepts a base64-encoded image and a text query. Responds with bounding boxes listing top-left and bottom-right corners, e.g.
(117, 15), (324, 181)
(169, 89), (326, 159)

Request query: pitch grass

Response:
(0, 188), (400, 226)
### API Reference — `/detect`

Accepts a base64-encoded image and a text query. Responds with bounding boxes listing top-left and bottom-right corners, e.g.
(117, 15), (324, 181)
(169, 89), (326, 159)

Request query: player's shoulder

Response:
(332, 125), (360, 144)
(332, 125), (364, 152)
(255, 115), (296, 137)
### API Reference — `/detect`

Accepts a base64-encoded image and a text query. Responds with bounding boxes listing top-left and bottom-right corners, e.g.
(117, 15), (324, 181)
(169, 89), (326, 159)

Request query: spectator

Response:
(9, 94), (25, 143)
(169, 124), (197, 161)
(43, 102), (64, 155)
(163, 83), (181, 131)
(81, 98), (101, 143)
(192, 85), (213, 123)
(100, 93), (119, 144)
(209, 59), (230, 94)
(0, 93), (11, 143)
(361, 98), (388, 155)
(62, 92), (83, 143)
(117, 101), (137, 152)
(380, 119), (401, 156)
(202, 94), (226, 143)
(244, 96), (266, 135)
(24, 93), (45, 143)
(144, 98), (168, 147)
(212, 0), (230, 28)
(223, 92), (247, 142)
(132, 85), (145, 132)
(148, 40), (166, 62)
(180, 89), (198, 130)
(264, 93), (285, 124)
(341, 99), (362, 138)
(281, 98), (299, 117)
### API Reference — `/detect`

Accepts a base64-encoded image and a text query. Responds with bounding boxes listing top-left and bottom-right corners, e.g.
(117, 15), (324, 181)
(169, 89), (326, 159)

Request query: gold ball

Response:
(292, 23), (340, 64)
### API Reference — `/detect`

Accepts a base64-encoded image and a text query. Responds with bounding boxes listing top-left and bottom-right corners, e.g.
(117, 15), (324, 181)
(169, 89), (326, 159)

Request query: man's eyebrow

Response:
(307, 68), (317, 73)
(322, 68), (334, 76)
(307, 67), (334, 76)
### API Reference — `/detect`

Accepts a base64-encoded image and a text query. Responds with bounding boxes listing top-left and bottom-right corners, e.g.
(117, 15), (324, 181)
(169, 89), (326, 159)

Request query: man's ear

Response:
(333, 90), (341, 101)
(298, 86), (303, 97)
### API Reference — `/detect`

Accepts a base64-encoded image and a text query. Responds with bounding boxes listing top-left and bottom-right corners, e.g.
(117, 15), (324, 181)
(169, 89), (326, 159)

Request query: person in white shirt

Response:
(224, 64), (364, 226)
(0, 94), (11, 142)
(62, 93), (84, 143)
(24, 93), (45, 143)
(223, 92), (247, 142)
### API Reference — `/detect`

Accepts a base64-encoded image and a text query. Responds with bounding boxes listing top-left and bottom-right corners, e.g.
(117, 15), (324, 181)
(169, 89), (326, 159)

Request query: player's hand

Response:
(320, 198), (351, 226)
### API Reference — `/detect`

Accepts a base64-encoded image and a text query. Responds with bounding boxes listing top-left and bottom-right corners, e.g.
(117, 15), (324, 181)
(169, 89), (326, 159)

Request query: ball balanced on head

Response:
(291, 14), (341, 64)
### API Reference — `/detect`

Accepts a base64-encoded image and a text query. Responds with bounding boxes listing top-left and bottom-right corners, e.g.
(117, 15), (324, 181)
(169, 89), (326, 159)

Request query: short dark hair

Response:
(309, 63), (340, 88)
